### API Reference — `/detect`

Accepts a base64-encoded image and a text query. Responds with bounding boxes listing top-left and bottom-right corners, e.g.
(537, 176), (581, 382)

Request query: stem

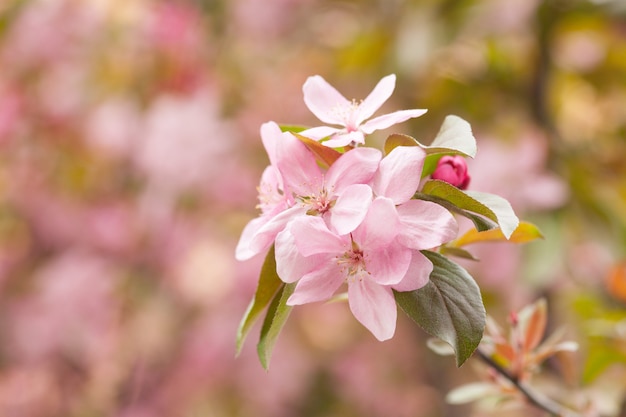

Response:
(475, 347), (582, 417)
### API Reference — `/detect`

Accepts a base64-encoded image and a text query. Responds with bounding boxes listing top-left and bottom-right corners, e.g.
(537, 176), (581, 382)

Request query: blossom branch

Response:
(475, 347), (582, 417)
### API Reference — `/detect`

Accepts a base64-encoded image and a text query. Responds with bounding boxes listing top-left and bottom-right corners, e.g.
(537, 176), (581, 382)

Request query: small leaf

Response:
(428, 115), (477, 158)
(257, 282), (296, 370)
(236, 245), (282, 356)
(519, 298), (547, 353)
(279, 124), (310, 133)
(450, 221), (544, 248)
(395, 251), (486, 367)
(439, 246), (479, 261)
(292, 132), (342, 168)
(420, 180), (519, 239)
(427, 338), (456, 356)
(446, 382), (499, 405)
(384, 133), (420, 155)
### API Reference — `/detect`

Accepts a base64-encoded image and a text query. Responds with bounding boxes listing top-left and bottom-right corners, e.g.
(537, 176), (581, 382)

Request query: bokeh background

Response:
(1, 0), (626, 416)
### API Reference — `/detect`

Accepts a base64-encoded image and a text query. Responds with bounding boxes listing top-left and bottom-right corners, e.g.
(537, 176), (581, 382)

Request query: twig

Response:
(475, 347), (582, 417)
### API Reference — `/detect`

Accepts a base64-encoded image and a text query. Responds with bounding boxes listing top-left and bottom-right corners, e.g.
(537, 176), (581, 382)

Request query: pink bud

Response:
(431, 155), (471, 190)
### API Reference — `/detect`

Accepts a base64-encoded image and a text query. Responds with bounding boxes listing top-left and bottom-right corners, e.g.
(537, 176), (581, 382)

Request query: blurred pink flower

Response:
(301, 74), (427, 147)
(431, 155), (471, 189)
(135, 89), (234, 193)
(467, 131), (568, 211)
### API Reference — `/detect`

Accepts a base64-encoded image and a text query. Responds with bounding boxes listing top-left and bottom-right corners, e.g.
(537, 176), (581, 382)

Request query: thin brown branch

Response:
(475, 347), (582, 417)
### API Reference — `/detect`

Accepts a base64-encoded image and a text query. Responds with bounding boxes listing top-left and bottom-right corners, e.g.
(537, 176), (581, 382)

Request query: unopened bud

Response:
(431, 155), (471, 190)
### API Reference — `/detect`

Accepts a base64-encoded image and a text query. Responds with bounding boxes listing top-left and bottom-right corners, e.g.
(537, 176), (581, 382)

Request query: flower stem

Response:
(475, 347), (582, 417)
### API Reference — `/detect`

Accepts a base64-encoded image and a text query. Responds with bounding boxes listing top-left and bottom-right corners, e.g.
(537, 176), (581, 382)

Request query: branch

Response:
(475, 347), (582, 417)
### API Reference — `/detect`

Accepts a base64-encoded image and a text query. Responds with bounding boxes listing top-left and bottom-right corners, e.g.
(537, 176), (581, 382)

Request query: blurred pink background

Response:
(1, 0), (626, 416)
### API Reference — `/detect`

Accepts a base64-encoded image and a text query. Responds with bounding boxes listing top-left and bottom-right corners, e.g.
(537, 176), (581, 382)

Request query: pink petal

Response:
(235, 215), (269, 261)
(396, 200), (458, 249)
(392, 250), (433, 292)
(275, 227), (327, 283)
(299, 125), (341, 141)
(290, 216), (347, 257)
(303, 75), (350, 126)
(372, 146), (426, 204)
(325, 147), (381, 193)
(366, 240), (412, 286)
(260, 121), (284, 166)
(276, 132), (323, 196)
(352, 197), (400, 250)
(247, 206), (305, 257)
(322, 130), (365, 148)
(355, 74), (396, 124)
(287, 261), (345, 305)
(360, 109), (428, 134)
(348, 278), (397, 341)
(328, 184), (372, 235)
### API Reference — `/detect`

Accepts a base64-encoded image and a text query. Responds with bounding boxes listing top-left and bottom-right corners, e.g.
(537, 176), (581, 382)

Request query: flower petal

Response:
(360, 109), (428, 134)
(290, 216), (347, 257)
(328, 184), (372, 235)
(235, 215), (269, 261)
(275, 227), (327, 283)
(396, 200), (458, 249)
(355, 74), (396, 124)
(247, 206), (305, 257)
(372, 146), (426, 204)
(260, 121), (284, 166)
(322, 130), (365, 148)
(287, 261), (345, 305)
(366, 240), (412, 286)
(303, 75), (351, 125)
(352, 197), (400, 250)
(276, 133), (323, 196)
(392, 250), (433, 292)
(299, 125), (341, 141)
(348, 278), (397, 341)
(325, 147), (381, 193)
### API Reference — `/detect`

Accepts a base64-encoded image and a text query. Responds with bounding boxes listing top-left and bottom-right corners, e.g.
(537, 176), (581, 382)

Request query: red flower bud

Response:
(431, 155), (471, 190)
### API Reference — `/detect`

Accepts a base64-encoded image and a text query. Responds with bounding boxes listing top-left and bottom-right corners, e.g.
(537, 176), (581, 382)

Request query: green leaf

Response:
(395, 251), (486, 367)
(257, 282), (296, 370)
(236, 245), (282, 356)
(279, 124), (309, 133)
(420, 180), (519, 239)
(428, 115), (477, 158)
(383, 133), (420, 155)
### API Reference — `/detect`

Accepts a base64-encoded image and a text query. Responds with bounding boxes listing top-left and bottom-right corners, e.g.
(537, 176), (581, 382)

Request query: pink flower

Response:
(300, 74), (427, 148)
(235, 122), (294, 260)
(236, 122), (382, 261)
(276, 198), (427, 341)
(372, 146), (459, 251)
(431, 155), (471, 189)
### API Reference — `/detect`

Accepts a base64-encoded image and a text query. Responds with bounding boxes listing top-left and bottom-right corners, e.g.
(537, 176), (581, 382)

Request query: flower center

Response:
(297, 188), (335, 215)
(329, 99), (362, 130)
(337, 239), (369, 282)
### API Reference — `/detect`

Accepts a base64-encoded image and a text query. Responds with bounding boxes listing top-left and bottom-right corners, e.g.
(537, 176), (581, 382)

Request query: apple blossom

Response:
(276, 197), (431, 341)
(300, 74), (427, 148)
(236, 122), (382, 261)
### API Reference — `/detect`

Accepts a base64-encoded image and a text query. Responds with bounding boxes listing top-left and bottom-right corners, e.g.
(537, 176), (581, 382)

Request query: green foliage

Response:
(395, 251), (486, 367)
(418, 180), (519, 238)
(236, 245), (283, 356)
(257, 282), (296, 370)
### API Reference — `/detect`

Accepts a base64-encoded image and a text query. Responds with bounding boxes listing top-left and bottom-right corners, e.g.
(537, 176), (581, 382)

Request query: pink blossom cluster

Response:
(237, 75), (459, 340)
